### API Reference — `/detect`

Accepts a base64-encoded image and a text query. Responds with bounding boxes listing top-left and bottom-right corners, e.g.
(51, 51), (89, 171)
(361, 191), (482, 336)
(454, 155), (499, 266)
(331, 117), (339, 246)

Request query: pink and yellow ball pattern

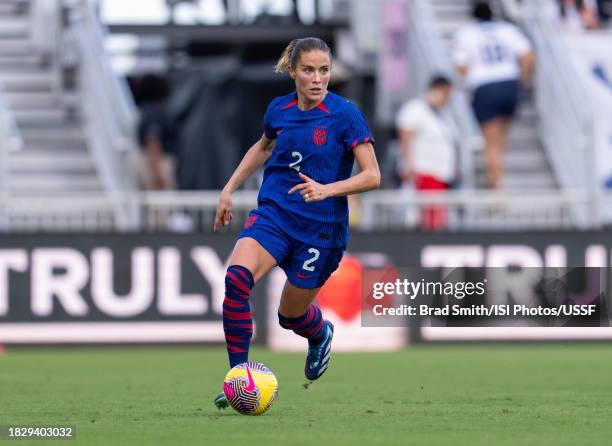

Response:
(223, 362), (279, 415)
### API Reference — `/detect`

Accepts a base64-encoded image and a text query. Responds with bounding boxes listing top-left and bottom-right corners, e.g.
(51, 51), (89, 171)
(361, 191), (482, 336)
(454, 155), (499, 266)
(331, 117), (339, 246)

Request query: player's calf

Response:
(223, 265), (255, 367)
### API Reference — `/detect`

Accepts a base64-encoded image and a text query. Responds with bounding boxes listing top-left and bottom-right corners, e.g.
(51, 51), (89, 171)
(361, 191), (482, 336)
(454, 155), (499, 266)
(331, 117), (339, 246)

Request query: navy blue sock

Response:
(278, 305), (325, 344)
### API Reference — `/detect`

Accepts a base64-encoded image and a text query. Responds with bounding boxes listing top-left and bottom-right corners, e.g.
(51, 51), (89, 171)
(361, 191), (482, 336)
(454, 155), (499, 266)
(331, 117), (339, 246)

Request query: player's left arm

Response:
(288, 142), (380, 202)
(452, 29), (470, 80)
(508, 26), (535, 87)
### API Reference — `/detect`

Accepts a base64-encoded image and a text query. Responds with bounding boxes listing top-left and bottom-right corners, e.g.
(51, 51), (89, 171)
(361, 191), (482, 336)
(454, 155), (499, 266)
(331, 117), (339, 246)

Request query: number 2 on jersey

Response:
(302, 248), (320, 272)
(289, 151), (302, 172)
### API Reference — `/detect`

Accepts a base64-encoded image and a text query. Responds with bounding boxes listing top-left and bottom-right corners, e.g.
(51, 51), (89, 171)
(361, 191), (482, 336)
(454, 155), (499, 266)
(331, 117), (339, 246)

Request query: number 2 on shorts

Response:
(302, 248), (320, 272)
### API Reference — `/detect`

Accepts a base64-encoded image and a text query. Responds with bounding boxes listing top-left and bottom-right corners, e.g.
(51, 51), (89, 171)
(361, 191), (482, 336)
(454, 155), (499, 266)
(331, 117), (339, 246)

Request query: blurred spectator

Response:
(555, 0), (600, 30)
(136, 74), (178, 190)
(598, 0), (612, 24)
(395, 75), (456, 231)
(453, 1), (534, 189)
(218, 0), (302, 25)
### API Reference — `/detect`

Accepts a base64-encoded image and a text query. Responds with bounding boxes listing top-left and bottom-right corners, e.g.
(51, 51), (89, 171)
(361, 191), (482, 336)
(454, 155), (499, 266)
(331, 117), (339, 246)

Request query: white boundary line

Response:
(0, 322), (225, 343)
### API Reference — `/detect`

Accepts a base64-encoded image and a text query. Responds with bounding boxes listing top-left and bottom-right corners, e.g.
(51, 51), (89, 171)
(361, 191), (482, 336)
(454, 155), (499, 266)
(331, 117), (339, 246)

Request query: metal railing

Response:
(30, 0), (63, 93)
(0, 86), (24, 193)
(360, 189), (593, 231)
(497, 0), (521, 21)
(518, 0), (598, 225)
(407, 0), (482, 188)
(30, 0), (60, 56)
(0, 189), (604, 233)
(67, 0), (140, 229)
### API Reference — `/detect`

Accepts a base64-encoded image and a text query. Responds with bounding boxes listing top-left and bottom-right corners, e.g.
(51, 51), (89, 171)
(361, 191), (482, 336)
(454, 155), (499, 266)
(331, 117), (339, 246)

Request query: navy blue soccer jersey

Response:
(256, 91), (374, 249)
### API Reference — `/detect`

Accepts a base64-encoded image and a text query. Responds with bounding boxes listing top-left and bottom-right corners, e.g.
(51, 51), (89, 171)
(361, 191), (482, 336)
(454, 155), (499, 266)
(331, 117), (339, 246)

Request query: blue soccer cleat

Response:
(213, 392), (229, 410)
(304, 320), (334, 381)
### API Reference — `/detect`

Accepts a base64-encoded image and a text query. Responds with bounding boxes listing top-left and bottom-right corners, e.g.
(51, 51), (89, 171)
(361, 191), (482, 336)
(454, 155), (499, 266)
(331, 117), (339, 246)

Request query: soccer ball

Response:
(223, 362), (278, 415)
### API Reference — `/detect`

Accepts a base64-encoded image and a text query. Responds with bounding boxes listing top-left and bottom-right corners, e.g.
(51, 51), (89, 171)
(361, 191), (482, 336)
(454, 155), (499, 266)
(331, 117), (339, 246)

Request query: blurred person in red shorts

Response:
(396, 75), (456, 230)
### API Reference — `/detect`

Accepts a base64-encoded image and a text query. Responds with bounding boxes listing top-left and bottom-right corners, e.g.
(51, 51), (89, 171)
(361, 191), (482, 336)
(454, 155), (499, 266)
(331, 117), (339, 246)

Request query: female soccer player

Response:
(453, 1), (534, 189)
(213, 37), (380, 408)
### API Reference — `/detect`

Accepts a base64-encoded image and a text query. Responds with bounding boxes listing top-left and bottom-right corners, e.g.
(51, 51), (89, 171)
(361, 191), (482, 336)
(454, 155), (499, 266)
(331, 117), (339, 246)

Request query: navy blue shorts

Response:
(238, 211), (344, 289)
(472, 80), (520, 124)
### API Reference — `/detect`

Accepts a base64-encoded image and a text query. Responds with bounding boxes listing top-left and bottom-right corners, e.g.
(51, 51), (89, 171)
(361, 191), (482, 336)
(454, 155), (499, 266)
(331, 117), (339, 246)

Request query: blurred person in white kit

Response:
(396, 75), (456, 230)
(453, 1), (534, 189)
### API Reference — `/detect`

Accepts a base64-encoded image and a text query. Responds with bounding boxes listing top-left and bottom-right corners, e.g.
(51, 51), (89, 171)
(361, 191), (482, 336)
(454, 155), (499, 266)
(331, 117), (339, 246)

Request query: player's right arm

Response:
(143, 134), (168, 189)
(452, 28), (470, 80)
(213, 135), (276, 231)
(502, 24), (534, 87)
(396, 102), (419, 183)
(519, 51), (534, 86)
(397, 128), (415, 183)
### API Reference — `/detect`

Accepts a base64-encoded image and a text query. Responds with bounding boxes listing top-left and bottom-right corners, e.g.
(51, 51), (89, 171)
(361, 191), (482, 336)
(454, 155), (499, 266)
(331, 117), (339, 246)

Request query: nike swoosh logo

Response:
(244, 365), (255, 392)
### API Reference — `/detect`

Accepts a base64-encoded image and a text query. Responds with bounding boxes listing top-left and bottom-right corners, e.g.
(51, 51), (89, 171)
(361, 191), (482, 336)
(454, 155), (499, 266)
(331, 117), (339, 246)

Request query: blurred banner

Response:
(566, 34), (612, 194)
(1, 232), (612, 344)
(376, 0), (410, 126)
(0, 234), (243, 344)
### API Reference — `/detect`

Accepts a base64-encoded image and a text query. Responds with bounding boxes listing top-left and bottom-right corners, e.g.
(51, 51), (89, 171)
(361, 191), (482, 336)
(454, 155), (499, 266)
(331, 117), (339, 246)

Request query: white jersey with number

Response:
(453, 21), (531, 90)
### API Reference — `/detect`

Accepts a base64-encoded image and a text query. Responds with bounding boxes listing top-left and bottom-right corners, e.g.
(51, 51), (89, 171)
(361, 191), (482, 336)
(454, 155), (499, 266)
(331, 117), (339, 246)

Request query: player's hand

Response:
(287, 173), (331, 202)
(213, 189), (233, 232)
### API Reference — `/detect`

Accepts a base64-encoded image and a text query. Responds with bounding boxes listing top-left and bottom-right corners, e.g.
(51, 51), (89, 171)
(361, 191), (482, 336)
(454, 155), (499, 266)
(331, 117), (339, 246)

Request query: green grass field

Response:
(2, 345), (612, 445)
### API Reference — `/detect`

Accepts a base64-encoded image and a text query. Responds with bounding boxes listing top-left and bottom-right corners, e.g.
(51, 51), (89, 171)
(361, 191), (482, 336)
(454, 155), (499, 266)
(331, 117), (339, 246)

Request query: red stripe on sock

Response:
(223, 310), (253, 320)
(305, 319), (324, 335)
(227, 344), (246, 353)
(303, 307), (315, 324)
(234, 267), (251, 284)
(226, 272), (250, 295)
(223, 298), (244, 308)
(225, 334), (247, 343)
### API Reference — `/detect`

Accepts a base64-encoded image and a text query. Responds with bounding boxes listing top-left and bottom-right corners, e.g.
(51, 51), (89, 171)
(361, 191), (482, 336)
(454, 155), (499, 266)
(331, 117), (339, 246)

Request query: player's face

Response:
(290, 50), (331, 106)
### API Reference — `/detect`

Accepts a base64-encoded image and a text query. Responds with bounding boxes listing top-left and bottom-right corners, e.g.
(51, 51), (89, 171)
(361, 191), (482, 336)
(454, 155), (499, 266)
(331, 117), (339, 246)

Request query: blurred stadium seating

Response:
(2, 5), (612, 444)
(0, 0), (610, 233)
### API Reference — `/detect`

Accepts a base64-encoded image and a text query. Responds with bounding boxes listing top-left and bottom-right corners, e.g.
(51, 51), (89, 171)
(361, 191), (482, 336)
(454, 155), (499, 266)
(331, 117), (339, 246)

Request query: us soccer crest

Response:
(313, 126), (327, 146)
